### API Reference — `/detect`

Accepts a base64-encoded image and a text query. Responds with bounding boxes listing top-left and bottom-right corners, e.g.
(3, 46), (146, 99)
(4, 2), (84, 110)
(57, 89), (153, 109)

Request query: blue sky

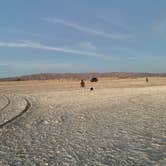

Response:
(0, 0), (166, 77)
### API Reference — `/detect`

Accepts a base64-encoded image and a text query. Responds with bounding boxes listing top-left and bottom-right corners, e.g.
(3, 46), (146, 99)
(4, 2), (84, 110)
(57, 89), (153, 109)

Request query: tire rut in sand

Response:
(0, 95), (11, 112)
(0, 95), (31, 128)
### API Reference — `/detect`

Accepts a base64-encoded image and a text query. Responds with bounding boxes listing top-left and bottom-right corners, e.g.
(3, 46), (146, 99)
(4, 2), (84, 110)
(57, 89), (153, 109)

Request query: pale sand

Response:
(0, 77), (166, 165)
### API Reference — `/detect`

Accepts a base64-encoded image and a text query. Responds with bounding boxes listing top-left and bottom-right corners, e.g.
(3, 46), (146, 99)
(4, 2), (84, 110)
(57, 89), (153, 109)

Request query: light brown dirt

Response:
(0, 77), (166, 165)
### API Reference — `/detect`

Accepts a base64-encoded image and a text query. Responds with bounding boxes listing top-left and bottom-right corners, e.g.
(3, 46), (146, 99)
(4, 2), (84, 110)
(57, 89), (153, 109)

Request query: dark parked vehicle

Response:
(90, 77), (98, 82)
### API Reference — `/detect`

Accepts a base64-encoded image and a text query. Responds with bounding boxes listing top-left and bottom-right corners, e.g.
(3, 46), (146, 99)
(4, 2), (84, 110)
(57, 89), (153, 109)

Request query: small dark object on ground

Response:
(80, 80), (85, 87)
(146, 77), (149, 82)
(16, 78), (21, 81)
(90, 77), (98, 82)
(90, 87), (94, 91)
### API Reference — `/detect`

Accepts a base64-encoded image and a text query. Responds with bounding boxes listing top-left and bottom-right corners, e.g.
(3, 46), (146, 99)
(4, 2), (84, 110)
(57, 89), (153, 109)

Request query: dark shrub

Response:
(90, 87), (94, 91)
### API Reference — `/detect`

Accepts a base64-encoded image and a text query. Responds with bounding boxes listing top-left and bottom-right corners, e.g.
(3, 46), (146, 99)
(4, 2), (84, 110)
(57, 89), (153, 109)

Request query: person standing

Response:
(80, 80), (85, 88)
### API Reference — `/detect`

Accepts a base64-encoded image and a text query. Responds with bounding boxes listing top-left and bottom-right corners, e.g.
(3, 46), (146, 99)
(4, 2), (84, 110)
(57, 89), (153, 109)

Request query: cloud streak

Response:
(0, 41), (107, 58)
(45, 18), (129, 40)
(0, 61), (72, 68)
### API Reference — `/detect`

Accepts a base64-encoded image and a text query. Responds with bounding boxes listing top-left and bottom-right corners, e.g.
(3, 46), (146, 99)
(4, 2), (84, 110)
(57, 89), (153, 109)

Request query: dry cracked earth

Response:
(0, 78), (165, 166)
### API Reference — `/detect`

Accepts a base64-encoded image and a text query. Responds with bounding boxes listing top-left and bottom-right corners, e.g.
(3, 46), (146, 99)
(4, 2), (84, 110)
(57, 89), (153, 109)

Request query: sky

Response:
(0, 0), (166, 77)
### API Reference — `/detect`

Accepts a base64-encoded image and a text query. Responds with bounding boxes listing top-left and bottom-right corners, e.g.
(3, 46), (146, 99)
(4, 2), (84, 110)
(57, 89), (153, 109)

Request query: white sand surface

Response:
(0, 78), (165, 165)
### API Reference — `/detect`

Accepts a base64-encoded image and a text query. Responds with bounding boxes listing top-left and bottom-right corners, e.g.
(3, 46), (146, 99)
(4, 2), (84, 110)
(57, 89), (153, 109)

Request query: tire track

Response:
(0, 95), (11, 112)
(0, 97), (31, 128)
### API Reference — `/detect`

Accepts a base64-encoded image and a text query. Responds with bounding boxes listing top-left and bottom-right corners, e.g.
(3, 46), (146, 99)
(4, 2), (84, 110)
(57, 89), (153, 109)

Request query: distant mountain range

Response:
(1, 72), (166, 81)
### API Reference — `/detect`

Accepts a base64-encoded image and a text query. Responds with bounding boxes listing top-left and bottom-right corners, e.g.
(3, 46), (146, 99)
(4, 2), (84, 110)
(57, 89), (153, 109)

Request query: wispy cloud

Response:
(75, 41), (97, 51)
(45, 18), (129, 40)
(0, 41), (108, 58)
(0, 61), (72, 68)
(98, 15), (130, 31)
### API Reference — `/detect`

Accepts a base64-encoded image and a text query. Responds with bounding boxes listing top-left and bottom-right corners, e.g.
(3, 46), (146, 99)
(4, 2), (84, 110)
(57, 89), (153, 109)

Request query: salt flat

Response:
(0, 77), (166, 165)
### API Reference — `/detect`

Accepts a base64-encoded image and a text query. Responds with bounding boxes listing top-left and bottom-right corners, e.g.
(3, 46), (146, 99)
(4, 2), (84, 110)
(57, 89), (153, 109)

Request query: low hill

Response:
(1, 72), (166, 81)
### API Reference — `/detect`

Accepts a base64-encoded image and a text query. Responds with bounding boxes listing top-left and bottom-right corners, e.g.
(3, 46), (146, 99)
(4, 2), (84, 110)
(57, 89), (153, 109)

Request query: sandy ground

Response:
(0, 77), (166, 165)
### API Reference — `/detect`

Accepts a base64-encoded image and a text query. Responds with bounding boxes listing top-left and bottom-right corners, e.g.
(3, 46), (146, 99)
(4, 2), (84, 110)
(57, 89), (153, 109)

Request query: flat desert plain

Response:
(0, 77), (166, 165)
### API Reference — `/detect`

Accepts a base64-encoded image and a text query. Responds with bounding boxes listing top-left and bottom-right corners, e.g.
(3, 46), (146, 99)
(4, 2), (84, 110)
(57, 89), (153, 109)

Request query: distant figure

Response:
(90, 87), (94, 91)
(80, 80), (85, 88)
(146, 77), (149, 83)
(16, 77), (21, 81)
